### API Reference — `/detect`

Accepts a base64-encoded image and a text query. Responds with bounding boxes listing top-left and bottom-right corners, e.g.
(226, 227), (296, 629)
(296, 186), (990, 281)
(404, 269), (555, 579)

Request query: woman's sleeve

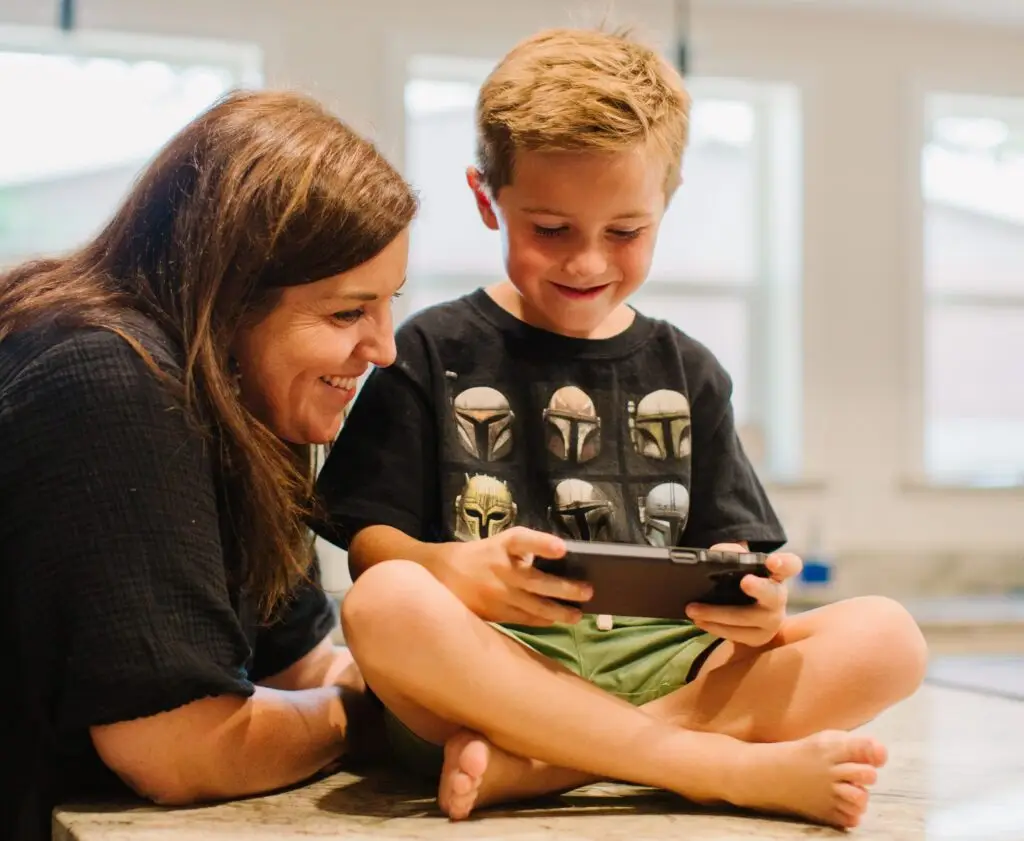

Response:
(249, 553), (337, 684)
(2, 329), (255, 732)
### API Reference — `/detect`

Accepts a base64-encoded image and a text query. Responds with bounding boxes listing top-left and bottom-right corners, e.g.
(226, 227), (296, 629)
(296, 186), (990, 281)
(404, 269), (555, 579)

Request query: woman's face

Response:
(232, 230), (409, 445)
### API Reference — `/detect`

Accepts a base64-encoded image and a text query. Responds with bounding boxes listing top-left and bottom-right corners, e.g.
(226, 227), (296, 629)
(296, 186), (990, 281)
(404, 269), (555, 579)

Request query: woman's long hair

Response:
(0, 90), (418, 616)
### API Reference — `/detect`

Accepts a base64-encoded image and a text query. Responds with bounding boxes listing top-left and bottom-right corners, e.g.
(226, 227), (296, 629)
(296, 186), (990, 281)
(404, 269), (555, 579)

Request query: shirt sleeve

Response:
(248, 553), (337, 683)
(314, 348), (441, 548)
(683, 352), (787, 553)
(3, 329), (255, 732)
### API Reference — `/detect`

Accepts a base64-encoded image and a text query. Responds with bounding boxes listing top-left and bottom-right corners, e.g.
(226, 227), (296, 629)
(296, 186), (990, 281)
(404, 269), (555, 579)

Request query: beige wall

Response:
(2, 0), (1023, 592)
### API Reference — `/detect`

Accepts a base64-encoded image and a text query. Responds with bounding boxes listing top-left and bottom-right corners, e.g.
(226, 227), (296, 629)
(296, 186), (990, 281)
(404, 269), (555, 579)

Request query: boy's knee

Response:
(341, 560), (435, 649)
(854, 595), (929, 691)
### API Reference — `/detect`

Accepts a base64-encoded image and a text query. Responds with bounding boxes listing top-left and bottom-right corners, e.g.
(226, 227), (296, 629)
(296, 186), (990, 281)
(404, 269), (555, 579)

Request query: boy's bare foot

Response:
(439, 728), (886, 829)
(438, 731), (490, 820)
(438, 730), (588, 821)
(723, 731), (888, 829)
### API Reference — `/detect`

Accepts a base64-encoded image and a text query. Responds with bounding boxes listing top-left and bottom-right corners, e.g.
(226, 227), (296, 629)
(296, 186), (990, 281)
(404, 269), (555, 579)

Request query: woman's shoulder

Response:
(0, 312), (188, 435)
(1, 312), (182, 393)
(0, 313), (205, 495)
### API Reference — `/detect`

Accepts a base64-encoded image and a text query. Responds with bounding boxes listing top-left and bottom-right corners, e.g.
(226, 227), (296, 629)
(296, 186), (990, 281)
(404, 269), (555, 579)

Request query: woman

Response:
(0, 89), (416, 840)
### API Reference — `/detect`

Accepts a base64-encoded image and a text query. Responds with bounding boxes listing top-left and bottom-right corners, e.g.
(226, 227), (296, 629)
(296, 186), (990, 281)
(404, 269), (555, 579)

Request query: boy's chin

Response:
(544, 306), (622, 339)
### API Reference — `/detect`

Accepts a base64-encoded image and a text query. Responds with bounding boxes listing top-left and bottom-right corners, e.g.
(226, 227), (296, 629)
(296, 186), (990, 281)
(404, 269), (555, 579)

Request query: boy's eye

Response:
(534, 225), (644, 240)
(610, 228), (643, 240)
(534, 225), (567, 238)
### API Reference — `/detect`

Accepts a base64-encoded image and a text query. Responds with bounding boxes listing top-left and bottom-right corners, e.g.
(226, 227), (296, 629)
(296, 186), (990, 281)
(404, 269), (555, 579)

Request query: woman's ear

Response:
(466, 167), (499, 231)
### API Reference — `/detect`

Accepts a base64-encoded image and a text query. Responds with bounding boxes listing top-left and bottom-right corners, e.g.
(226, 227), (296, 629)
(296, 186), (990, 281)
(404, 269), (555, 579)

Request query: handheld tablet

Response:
(534, 540), (771, 620)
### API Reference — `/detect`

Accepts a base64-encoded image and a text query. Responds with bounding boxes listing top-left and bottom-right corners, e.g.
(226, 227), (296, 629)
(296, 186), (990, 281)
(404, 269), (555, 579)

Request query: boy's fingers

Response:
(511, 552), (535, 568)
(767, 552), (802, 581)
(686, 600), (771, 627)
(740, 574), (785, 608)
(496, 605), (554, 627)
(508, 589), (582, 626)
(687, 619), (771, 647)
(503, 526), (565, 560)
(516, 566), (593, 604)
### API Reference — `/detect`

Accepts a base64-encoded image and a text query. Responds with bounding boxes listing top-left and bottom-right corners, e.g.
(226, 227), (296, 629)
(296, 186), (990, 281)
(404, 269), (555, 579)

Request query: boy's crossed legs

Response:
(343, 560), (927, 829)
(440, 593), (924, 821)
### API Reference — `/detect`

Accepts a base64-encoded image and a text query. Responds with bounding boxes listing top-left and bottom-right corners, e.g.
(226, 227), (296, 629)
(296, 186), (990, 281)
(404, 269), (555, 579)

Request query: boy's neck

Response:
(486, 281), (636, 340)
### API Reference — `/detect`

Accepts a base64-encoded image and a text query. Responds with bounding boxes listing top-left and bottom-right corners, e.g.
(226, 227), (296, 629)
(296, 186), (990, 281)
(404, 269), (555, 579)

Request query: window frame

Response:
(916, 90), (1024, 488)
(0, 23), (262, 81)
(0, 23), (263, 267)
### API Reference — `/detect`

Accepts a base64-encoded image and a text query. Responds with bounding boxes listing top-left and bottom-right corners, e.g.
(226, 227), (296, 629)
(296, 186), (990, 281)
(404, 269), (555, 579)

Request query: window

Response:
(404, 55), (802, 476)
(0, 25), (261, 267)
(922, 93), (1024, 486)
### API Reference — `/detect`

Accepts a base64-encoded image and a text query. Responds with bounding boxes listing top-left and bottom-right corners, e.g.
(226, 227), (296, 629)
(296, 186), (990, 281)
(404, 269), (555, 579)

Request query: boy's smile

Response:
(551, 281), (612, 301)
(468, 145), (671, 339)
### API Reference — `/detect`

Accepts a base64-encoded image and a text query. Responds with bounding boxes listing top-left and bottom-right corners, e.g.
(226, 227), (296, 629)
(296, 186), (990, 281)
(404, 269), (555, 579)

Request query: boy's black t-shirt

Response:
(317, 289), (785, 554)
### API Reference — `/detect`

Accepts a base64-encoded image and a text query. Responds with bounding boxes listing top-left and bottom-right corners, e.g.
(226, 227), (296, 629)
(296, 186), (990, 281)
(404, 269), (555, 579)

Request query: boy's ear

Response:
(466, 167), (500, 231)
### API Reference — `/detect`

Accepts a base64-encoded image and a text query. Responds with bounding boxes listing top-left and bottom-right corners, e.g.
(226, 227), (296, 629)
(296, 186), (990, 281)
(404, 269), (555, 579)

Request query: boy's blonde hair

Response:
(476, 28), (691, 197)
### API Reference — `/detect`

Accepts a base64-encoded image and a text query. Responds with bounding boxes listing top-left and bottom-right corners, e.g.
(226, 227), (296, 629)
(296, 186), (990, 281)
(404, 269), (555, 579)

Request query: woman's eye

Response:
(332, 309), (364, 325)
(610, 228), (643, 240)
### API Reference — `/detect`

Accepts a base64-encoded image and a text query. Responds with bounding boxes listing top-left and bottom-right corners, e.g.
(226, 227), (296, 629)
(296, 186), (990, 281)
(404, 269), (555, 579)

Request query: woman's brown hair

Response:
(0, 89), (418, 615)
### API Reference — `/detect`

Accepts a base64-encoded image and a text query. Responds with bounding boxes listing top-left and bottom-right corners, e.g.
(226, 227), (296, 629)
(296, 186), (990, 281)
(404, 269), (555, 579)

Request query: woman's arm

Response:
(259, 636), (361, 691)
(92, 630), (370, 804)
(90, 686), (349, 805)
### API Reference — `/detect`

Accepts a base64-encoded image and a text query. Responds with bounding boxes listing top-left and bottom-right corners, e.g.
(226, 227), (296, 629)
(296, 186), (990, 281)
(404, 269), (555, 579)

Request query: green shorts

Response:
(383, 615), (720, 778)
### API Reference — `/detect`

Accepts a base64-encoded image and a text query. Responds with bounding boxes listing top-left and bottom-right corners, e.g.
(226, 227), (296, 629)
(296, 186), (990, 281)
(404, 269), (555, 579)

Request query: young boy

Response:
(317, 27), (927, 830)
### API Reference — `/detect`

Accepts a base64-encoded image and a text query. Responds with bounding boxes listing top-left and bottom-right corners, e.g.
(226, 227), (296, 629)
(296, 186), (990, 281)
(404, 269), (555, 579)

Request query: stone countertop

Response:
(55, 681), (1024, 841)
(53, 768), (909, 841)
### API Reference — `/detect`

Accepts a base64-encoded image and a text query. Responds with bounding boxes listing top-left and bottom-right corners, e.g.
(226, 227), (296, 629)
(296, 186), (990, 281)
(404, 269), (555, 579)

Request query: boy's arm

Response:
(348, 524), (447, 580)
(683, 355), (787, 552)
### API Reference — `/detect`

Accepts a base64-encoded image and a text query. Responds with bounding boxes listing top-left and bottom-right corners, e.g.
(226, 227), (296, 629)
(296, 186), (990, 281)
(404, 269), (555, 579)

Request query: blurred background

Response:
(2, 0), (1022, 621)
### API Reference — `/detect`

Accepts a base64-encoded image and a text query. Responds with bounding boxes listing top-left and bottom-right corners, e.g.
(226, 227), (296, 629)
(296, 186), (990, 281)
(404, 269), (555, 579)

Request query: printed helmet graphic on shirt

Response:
(453, 386), (515, 461)
(453, 473), (518, 541)
(638, 482), (691, 548)
(627, 389), (692, 461)
(548, 479), (615, 542)
(542, 386), (602, 463)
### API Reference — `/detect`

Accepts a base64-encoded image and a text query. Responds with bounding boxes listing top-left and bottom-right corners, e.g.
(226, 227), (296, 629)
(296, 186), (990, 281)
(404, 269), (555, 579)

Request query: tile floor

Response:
(56, 652), (1024, 841)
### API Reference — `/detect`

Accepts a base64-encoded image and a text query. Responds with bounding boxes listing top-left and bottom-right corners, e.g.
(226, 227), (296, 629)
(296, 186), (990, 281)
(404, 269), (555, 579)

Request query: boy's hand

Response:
(684, 543), (802, 649)
(436, 527), (592, 626)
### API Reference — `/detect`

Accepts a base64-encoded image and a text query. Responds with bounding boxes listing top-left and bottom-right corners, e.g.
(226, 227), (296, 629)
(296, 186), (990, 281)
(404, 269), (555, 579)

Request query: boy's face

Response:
(468, 145), (668, 338)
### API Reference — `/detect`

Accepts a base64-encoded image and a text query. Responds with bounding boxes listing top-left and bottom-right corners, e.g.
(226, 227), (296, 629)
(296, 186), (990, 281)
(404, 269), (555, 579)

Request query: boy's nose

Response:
(564, 246), (608, 279)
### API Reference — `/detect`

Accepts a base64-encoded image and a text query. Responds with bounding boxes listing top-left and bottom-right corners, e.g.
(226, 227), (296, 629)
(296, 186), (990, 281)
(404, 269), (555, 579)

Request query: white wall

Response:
(2, 0), (1023, 592)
